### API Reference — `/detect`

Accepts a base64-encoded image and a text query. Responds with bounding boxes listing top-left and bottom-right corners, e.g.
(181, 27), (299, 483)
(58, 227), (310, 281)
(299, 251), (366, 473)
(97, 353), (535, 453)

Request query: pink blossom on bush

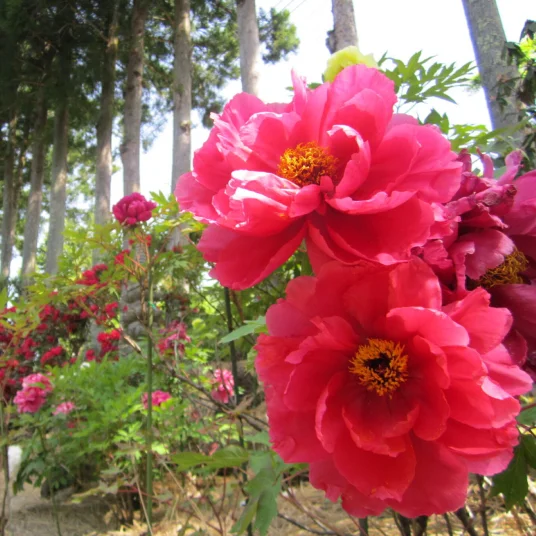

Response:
(176, 64), (462, 289)
(22, 373), (52, 392)
(255, 258), (531, 517)
(142, 390), (172, 409)
(211, 369), (235, 403)
(14, 387), (47, 413)
(53, 401), (76, 416)
(112, 193), (157, 226)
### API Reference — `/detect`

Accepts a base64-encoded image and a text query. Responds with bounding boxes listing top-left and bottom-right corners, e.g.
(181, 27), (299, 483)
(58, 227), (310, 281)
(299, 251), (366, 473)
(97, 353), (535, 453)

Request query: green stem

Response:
(37, 428), (62, 536)
(0, 402), (10, 536)
(223, 287), (252, 536)
(145, 265), (154, 531)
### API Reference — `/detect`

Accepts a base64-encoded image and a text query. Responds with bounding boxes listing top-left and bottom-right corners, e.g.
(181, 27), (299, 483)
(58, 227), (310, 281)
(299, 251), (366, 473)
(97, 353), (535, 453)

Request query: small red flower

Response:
(112, 193), (157, 226)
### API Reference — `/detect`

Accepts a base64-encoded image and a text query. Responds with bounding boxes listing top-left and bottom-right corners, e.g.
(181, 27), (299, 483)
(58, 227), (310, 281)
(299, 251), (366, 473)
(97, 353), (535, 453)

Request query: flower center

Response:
(477, 249), (529, 289)
(349, 339), (408, 397)
(277, 141), (338, 187)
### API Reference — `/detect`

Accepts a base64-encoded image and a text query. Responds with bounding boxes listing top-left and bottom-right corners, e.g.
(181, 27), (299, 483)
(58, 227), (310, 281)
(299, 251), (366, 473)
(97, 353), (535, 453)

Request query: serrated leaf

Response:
(491, 444), (529, 509)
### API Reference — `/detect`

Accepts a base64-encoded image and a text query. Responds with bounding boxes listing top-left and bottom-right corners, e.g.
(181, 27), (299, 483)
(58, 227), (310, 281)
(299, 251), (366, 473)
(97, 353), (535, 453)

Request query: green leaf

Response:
(219, 316), (266, 344)
(521, 434), (536, 469)
(491, 444), (529, 509)
(244, 431), (271, 447)
(0, 287), (8, 310)
(254, 488), (279, 536)
(517, 404), (536, 425)
(231, 498), (258, 535)
(172, 445), (249, 471)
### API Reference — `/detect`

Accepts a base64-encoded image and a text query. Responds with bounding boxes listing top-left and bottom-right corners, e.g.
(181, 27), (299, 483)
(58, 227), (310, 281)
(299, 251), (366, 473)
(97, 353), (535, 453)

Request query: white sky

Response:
(116, 0), (535, 205)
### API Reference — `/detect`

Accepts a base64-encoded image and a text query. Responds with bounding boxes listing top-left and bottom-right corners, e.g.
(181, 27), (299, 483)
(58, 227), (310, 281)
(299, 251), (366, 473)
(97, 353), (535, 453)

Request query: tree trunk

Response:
(21, 87), (48, 278)
(461, 0), (521, 130)
(44, 97), (69, 274)
(236, 0), (260, 95)
(95, 0), (119, 228)
(1, 113), (17, 280)
(329, 0), (358, 53)
(171, 0), (192, 194)
(121, 0), (149, 196)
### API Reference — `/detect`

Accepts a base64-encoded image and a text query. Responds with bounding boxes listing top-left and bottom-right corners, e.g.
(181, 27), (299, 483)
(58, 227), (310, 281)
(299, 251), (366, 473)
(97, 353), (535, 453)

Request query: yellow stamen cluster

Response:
(349, 339), (408, 397)
(277, 141), (338, 187)
(477, 249), (529, 289)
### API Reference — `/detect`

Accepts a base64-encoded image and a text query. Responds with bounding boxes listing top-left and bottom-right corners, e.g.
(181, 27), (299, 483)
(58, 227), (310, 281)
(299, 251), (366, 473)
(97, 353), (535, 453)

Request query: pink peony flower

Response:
(419, 151), (536, 379)
(176, 64), (462, 289)
(53, 401), (76, 415)
(14, 387), (48, 413)
(113, 193), (157, 226)
(22, 373), (53, 392)
(255, 258), (531, 517)
(211, 369), (234, 403)
(142, 390), (172, 409)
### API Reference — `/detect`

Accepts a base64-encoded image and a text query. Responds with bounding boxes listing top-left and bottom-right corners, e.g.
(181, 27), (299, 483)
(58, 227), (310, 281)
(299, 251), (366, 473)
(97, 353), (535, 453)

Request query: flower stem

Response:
(145, 264), (154, 531)
(223, 287), (252, 536)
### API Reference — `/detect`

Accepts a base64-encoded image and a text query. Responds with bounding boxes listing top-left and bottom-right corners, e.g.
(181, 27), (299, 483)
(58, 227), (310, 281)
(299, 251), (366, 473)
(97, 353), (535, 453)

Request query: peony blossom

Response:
(14, 387), (47, 413)
(419, 150), (536, 378)
(22, 373), (53, 392)
(211, 369), (235, 403)
(142, 390), (172, 409)
(113, 193), (157, 226)
(176, 64), (462, 289)
(255, 258), (531, 517)
(53, 401), (76, 416)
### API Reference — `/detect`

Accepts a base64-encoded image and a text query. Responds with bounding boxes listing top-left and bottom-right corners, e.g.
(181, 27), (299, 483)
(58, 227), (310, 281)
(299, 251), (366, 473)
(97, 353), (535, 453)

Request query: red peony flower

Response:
(40, 346), (64, 366)
(176, 64), (462, 289)
(255, 258), (531, 516)
(142, 390), (172, 409)
(113, 193), (157, 226)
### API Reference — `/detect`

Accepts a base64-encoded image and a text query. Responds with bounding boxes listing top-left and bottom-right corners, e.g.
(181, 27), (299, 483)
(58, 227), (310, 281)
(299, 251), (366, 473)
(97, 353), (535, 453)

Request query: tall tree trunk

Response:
(1, 113), (17, 280)
(44, 97), (69, 274)
(171, 0), (192, 193)
(21, 87), (48, 278)
(121, 0), (149, 196)
(461, 0), (521, 130)
(95, 0), (119, 228)
(170, 0), (192, 249)
(236, 0), (260, 95)
(329, 0), (358, 53)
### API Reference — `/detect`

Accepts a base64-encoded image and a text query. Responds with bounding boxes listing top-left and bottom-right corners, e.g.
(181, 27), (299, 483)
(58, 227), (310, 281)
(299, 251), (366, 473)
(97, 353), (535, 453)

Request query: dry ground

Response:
(1, 471), (534, 536)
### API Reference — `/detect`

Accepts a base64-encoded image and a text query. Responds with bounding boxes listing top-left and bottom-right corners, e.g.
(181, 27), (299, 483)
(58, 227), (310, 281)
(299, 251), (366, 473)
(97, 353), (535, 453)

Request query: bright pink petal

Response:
(199, 222), (306, 289)
(387, 438), (468, 517)
(334, 432), (416, 501)
(444, 288), (512, 354)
